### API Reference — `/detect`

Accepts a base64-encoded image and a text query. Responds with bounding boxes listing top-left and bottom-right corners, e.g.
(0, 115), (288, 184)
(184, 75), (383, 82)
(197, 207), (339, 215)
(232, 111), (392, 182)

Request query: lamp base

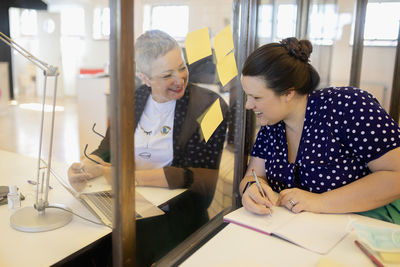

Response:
(10, 204), (72, 232)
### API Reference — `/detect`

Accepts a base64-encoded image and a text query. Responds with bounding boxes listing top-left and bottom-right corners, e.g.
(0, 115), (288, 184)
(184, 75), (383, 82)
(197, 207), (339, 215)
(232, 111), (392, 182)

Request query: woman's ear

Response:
(138, 73), (151, 87)
(284, 87), (296, 102)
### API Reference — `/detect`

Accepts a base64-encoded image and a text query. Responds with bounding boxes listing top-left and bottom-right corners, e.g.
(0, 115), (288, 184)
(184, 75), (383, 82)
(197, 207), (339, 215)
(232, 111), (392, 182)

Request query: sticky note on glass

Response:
(216, 52), (238, 86)
(185, 28), (212, 65)
(213, 25), (234, 62)
(197, 98), (223, 143)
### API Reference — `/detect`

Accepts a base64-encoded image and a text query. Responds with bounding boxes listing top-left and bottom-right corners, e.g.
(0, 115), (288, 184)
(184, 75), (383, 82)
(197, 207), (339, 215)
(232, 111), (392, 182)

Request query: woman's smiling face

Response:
(142, 47), (189, 103)
(241, 75), (289, 126)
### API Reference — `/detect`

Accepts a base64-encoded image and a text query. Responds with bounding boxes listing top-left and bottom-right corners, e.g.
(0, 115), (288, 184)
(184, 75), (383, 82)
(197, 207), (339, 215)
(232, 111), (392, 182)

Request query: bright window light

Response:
(143, 5), (189, 40)
(363, 2), (400, 46)
(276, 4), (297, 40)
(59, 7), (85, 36)
(93, 7), (110, 40)
(19, 103), (64, 112)
(309, 4), (338, 45)
(257, 5), (273, 38)
(20, 9), (37, 36)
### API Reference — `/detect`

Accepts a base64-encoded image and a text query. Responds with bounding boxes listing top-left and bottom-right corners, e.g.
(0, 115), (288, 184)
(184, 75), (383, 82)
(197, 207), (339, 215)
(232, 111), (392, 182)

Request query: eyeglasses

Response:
(83, 123), (105, 165)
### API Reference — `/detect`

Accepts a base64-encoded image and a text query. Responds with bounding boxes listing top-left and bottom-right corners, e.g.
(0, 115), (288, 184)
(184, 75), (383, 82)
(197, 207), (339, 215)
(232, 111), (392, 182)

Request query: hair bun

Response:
(280, 37), (312, 63)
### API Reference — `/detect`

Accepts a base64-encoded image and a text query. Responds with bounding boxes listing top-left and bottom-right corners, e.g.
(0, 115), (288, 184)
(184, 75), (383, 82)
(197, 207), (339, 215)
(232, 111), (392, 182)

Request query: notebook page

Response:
(274, 212), (350, 254)
(223, 207), (296, 234)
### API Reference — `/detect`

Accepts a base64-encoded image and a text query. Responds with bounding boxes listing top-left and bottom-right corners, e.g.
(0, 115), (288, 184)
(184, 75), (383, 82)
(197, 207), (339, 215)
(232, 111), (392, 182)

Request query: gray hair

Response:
(135, 30), (180, 76)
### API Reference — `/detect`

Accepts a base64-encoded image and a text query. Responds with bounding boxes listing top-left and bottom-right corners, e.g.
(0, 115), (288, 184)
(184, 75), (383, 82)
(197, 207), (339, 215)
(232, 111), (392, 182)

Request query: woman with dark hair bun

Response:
(239, 37), (400, 224)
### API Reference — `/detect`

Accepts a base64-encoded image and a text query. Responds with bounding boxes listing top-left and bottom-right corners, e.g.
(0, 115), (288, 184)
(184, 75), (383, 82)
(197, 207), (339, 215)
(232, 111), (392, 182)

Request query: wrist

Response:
(242, 181), (256, 195)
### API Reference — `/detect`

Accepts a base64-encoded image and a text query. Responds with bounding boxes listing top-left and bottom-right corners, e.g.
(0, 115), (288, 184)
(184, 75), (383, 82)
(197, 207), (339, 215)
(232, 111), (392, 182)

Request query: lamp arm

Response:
(0, 32), (59, 76)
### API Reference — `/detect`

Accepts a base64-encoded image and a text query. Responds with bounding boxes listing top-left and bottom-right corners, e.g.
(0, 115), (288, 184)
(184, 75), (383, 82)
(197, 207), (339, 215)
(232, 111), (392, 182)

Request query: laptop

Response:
(50, 168), (164, 227)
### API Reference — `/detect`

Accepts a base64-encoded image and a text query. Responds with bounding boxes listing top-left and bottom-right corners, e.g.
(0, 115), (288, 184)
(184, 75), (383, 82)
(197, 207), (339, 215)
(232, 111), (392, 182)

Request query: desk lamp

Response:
(0, 32), (72, 232)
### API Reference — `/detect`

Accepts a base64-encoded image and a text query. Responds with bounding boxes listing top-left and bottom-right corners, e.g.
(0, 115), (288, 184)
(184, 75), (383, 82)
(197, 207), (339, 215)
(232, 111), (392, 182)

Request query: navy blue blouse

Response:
(251, 87), (400, 193)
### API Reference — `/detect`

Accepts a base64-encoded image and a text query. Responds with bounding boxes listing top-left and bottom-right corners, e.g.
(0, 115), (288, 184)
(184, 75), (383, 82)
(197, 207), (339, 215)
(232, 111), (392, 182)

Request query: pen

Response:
(251, 168), (266, 198)
(251, 169), (272, 216)
(354, 240), (384, 267)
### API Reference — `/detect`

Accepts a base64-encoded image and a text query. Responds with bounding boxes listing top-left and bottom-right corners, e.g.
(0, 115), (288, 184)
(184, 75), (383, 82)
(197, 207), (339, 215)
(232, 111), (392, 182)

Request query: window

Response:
(143, 5), (189, 40)
(257, 3), (297, 44)
(276, 4), (297, 40)
(58, 6), (85, 37)
(257, 5), (273, 39)
(363, 1), (400, 46)
(10, 9), (38, 36)
(93, 7), (110, 40)
(308, 3), (338, 45)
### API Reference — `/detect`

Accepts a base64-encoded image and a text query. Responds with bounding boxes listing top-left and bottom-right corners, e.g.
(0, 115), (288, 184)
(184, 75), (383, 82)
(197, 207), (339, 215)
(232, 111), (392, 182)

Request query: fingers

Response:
(277, 188), (304, 213)
(242, 193), (272, 215)
(70, 162), (84, 171)
(249, 184), (274, 208)
(242, 184), (274, 215)
(263, 183), (278, 206)
(68, 172), (91, 192)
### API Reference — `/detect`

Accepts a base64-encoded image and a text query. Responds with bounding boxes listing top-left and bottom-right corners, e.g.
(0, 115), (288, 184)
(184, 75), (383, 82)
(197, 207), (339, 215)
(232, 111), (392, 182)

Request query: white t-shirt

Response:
(134, 96), (175, 170)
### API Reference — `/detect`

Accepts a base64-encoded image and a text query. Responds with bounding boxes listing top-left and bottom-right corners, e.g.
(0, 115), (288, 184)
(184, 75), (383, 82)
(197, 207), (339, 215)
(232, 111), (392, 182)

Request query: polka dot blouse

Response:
(251, 87), (400, 193)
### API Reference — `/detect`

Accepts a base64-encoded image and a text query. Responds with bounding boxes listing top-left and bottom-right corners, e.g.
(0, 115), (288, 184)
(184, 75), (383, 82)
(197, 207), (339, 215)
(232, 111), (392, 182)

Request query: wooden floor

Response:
(0, 96), (81, 165)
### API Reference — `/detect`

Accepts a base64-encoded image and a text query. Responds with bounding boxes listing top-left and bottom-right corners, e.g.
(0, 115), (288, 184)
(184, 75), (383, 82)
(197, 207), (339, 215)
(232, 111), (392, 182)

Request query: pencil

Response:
(251, 168), (266, 198)
(251, 169), (272, 216)
(354, 240), (384, 267)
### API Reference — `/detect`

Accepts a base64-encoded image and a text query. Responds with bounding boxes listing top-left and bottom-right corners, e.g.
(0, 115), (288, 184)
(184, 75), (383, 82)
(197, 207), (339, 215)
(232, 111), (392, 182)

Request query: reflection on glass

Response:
(131, 1), (236, 265)
(131, 30), (229, 266)
(143, 4), (189, 40)
(257, 0), (297, 45)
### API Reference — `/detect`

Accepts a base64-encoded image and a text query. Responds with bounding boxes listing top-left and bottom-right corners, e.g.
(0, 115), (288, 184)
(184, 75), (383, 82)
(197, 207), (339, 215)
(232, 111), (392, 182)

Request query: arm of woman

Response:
(136, 168), (168, 187)
(278, 147), (400, 213)
(240, 156), (278, 215)
(68, 155), (111, 191)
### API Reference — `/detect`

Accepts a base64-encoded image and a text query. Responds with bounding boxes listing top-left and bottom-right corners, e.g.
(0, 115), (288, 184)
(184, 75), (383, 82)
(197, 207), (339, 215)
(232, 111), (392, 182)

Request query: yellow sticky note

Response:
(185, 28), (212, 65)
(216, 52), (238, 86)
(213, 24), (234, 62)
(379, 252), (400, 263)
(316, 257), (348, 267)
(199, 98), (223, 143)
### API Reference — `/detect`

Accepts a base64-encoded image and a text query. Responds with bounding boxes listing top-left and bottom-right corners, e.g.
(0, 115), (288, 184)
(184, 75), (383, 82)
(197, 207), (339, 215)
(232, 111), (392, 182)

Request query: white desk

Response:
(0, 150), (111, 267)
(181, 210), (400, 266)
(0, 150), (185, 267)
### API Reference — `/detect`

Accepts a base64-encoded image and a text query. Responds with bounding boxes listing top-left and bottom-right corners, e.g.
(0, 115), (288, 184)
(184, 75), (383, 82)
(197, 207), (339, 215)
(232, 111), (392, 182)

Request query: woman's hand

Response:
(68, 157), (111, 191)
(242, 182), (277, 215)
(277, 188), (323, 213)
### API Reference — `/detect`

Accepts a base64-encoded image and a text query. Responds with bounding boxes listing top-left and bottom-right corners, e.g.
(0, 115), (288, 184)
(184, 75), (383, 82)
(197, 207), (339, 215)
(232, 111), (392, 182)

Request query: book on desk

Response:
(223, 206), (351, 254)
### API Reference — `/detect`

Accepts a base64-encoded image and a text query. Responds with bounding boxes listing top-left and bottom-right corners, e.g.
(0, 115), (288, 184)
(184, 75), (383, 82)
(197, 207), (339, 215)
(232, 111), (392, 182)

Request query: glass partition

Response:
(133, 0), (238, 265)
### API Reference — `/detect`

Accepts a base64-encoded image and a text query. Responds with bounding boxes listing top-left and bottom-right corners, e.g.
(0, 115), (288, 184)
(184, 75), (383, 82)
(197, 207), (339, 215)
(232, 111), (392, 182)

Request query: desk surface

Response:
(181, 209), (400, 267)
(0, 150), (112, 267)
(0, 150), (184, 267)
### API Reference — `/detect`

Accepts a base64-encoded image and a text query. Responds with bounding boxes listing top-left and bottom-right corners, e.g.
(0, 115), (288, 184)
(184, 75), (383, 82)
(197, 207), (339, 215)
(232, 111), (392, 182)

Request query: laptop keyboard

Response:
(85, 191), (113, 222)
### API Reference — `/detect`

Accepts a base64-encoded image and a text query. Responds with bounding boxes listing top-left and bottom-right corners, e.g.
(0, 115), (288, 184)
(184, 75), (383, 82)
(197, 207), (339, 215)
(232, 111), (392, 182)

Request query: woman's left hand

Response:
(277, 188), (323, 213)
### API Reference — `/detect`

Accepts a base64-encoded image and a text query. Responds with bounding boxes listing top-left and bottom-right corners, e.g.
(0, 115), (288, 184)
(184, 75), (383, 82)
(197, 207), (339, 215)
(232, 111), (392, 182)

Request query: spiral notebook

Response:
(223, 207), (351, 254)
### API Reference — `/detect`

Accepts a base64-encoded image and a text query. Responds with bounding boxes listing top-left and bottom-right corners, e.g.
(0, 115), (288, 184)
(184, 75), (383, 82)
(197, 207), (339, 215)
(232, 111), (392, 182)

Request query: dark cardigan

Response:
(89, 83), (229, 266)
(91, 83), (229, 208)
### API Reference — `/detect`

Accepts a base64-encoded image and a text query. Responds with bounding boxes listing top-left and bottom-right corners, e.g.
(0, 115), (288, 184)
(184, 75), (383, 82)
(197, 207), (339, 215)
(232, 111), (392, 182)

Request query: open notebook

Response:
(224, 207), (351, 254)
(51, 169), (164, 227)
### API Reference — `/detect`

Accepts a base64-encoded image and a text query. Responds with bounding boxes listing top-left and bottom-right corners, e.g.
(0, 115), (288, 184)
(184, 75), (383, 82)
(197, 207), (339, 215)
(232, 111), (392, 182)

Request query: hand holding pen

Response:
(241, 169), (277, 215)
